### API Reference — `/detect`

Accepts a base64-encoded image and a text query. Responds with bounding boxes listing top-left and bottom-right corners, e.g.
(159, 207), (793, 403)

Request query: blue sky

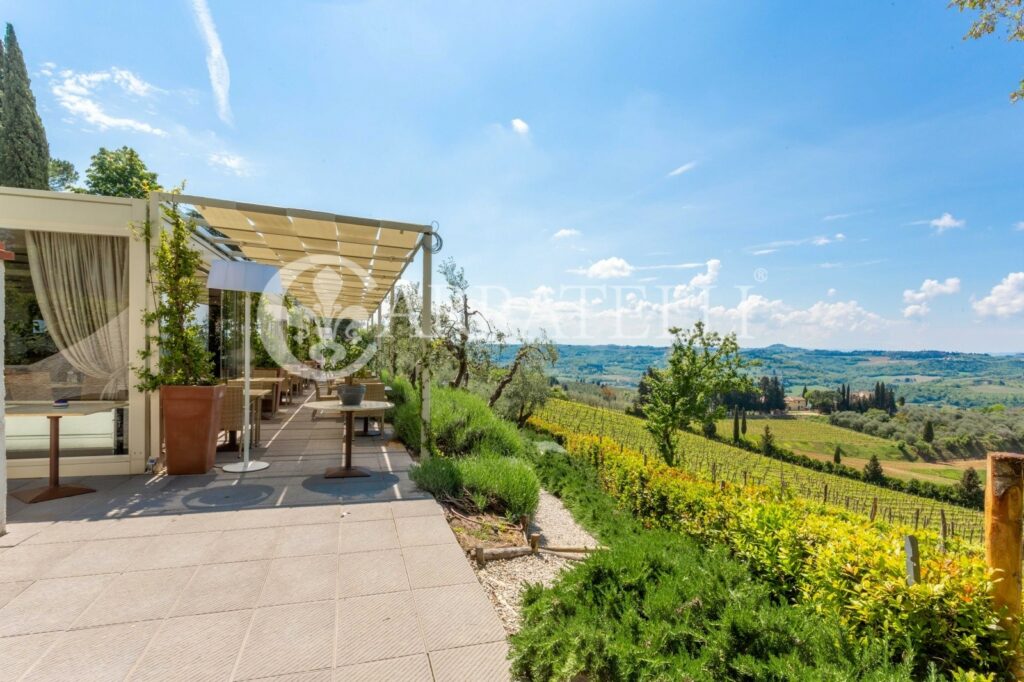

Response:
(8, 1), (1024, 351)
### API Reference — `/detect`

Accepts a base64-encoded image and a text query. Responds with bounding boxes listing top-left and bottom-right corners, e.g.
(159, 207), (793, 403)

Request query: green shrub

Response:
(512, 519), (914, 681)
(457, 454), (539, 519)
(407, 456), (459, 499)
(430, 387), (524, 458)
(528, 415), (1014, 677)
(410, 452), (540, 520)
(388, 381), (525, 459)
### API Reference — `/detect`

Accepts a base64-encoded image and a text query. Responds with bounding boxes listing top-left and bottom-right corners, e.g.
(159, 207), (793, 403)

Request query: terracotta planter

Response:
(161, 384), (225, 475)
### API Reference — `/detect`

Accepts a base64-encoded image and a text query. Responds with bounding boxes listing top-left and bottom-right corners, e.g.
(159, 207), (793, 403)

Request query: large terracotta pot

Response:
(161, 384), (225, 475)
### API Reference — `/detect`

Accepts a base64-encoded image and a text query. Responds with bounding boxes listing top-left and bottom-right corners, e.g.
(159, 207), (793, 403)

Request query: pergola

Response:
(152, 191), (436, 457)
(0, 187), (439, 535)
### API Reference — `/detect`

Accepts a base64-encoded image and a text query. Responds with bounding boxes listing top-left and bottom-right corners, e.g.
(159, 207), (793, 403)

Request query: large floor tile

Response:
(208, 527), (282, 563)
(402, 543), (476, 589)
(0, 632), (57, 680)
(26, 619), (158, 682)
(128, 609), (251, 681)
(339, 502), (392, 524)
(170, 560), (269, 617)
(0, 542), (79, 583)
(395, 515), (456, 548)
(413, 584), (506, 652)
(259, 554), (337, 606)
(234, 601), (335, 680)
(0, 573), (113, 637)
(337, 549), (409, 599)
(130, 531), (222, 570)
(430, 641), (511, 682)
(73, 567), (195, 629)
(45, 536), (155, 578)
(275, 523), (339, 558)
(337, 519), (399, 553)
(335, 654), (433, 681)
(335, 591), (425, 667)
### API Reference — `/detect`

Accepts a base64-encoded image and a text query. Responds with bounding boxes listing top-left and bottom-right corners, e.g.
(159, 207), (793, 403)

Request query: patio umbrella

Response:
(207, 260), (282, 473)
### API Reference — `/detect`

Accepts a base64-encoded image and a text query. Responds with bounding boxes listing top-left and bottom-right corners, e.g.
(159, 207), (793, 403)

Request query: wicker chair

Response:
(311, 381), (341, 421)
(219, 385), (260, 448)
(358, 382), (387, 435)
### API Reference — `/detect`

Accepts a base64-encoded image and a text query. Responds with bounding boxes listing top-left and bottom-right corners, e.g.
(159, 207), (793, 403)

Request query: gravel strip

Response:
(473, 487), (599, 634)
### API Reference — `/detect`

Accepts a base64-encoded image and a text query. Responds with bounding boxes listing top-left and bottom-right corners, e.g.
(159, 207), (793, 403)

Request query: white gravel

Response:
(474, 489), (599, 634)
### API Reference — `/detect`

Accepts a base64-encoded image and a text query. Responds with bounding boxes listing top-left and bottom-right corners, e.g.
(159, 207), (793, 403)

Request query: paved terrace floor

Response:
(0, 391), (510, 681)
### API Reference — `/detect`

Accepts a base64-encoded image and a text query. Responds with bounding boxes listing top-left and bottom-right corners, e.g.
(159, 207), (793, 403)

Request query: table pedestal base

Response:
(12, 484), (95, 504)
(324, 466), (372, 479)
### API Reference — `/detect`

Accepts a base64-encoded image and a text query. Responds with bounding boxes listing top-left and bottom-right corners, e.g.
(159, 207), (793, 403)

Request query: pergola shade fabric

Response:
(169, 194), (429, 320)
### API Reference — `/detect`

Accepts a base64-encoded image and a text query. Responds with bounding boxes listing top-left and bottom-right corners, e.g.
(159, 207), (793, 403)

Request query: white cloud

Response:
(510, 118), (529, 136)
(973, 272), (1024, 318)
(568, 257), (704, 279)
(834, 233), (846, 241)
(571, 257), (634, 279)
(752, 248), (778, 256)
(1015, 221), (1024, 231)
(902, 303), (930, 318)
(208, 152), (251, 176)
(902, 277), (961, 304)
(50, 68), (167, 136)
(913, 212), (965, 233)
(667, 161), (697, 177)
(827, 288), (837, 297)
(552, 228), (580, 240)
(190, 0), (232, 125)
(901, 277), (960, 317)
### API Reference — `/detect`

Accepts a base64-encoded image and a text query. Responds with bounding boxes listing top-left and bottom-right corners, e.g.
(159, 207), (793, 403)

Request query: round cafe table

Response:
(300, 399), (394, 478)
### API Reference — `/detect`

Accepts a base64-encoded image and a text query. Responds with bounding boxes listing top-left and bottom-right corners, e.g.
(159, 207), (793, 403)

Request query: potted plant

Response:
(135, 199), (224, 474)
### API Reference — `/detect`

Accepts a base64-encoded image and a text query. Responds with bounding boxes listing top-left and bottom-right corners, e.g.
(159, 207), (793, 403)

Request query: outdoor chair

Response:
(219, 385), (256, 453)
(311, 381), (341, 422)
(358, 381), (387, 435)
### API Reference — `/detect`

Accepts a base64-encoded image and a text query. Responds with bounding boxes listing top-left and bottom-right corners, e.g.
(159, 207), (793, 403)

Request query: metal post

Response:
(420, 232), (432, 459)
(223, 290), (268, 473)
(0, 243), (11, 535)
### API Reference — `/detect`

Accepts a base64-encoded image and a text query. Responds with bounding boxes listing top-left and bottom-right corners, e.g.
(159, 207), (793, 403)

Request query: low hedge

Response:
(410, 453), (539, 520)
(391, 383), (524, 458)
(528, 415), (1015, 678)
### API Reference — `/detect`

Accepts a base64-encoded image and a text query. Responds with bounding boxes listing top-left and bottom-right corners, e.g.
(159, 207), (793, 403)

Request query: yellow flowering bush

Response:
(528, 414), (1016, 676)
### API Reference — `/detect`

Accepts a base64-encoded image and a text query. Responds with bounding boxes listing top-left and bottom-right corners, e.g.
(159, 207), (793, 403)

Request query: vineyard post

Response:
(985, 451), (1024, 658)
(939, 509), (947, 553)
(903, 535), (920, 586)
(870, 498), (878, 522)
(822, 484), (828, 504)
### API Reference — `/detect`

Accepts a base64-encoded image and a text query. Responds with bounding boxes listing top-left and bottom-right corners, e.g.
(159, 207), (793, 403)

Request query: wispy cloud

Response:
(552, 228), (580, 240)
(823, 209), (872, 222)
(568, 257), (704, 279)
(190, 0), (232, 125)
(911, 212), (965, 234)
(667, 161), (698, 177)
(50, 67), (166, 136)
(1015, 221), (1024, 231)
(748, 233), (846, 254)
(511, 118), (530, 136)
(208, 152), (251, 176)
(902, 277), (960, 317)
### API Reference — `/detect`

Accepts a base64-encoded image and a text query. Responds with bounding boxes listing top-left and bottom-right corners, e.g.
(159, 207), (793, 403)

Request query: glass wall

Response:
(2, 227), (129, 458)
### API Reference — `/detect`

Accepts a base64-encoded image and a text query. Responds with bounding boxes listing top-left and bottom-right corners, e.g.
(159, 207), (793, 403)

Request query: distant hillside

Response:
(495, 343), (1024, 408)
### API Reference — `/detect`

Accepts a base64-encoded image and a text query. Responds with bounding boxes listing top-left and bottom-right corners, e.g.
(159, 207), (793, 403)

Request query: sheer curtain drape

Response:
(24, 232), (129, 398)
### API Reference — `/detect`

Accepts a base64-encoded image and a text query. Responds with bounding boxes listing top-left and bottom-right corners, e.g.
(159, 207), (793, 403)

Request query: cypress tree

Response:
(0, 24), (49, 189)
(833, 445), (842, 464)
(923, 420), (935, 444)
(732, 408), (740, 442)
(863, 455), (885, 484)
(741, 410), (747, 436)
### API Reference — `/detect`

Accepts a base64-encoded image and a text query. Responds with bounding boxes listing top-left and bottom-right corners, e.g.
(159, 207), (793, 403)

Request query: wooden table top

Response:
(301, 400), (393, 414)
(6, 400), (128, 418)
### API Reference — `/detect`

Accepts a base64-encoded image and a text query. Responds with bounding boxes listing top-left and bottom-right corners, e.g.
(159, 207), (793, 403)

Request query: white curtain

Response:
(24, 232), (129, 398)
